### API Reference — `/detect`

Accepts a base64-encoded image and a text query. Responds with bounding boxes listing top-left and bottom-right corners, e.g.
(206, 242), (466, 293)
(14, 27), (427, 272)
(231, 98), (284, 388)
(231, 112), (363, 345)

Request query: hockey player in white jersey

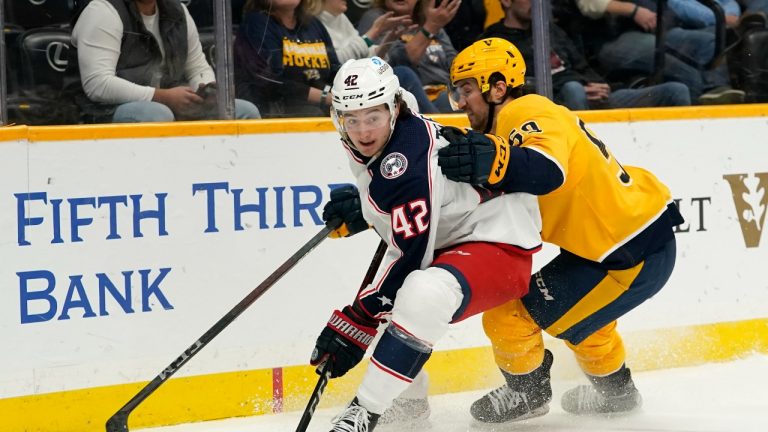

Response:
(309, 56), (543, 432)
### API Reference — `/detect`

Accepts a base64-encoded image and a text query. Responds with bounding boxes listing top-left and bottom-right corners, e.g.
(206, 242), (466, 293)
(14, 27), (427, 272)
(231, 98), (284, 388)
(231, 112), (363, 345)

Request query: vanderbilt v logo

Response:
(723, 173), (768, 248)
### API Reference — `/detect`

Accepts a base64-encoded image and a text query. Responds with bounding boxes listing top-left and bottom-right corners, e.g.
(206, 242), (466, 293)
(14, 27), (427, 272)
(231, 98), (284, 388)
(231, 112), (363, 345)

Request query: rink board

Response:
(1, 105), (767, 431)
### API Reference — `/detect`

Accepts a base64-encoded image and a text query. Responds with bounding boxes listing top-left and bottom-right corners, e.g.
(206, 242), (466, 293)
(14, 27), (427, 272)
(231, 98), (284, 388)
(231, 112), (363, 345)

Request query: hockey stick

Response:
(106, 221), (342, 432)
(295, 359), (333, 432)
(294, 239), (387, 432)
(355, 239), (387, 295)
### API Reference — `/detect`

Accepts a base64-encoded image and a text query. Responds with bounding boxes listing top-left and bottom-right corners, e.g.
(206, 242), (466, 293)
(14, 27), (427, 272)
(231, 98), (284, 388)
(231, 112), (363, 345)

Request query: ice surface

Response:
(144, 355), (768, 432)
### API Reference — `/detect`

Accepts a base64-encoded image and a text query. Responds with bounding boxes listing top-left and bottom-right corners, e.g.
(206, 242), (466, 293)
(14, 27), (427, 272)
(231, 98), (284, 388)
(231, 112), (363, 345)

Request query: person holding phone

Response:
(72, 0), (260, 122)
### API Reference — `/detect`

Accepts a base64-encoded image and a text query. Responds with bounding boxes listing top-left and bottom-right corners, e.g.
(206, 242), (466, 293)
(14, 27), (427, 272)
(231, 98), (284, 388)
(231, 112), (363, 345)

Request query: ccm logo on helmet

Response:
(342, 95), (364, 100)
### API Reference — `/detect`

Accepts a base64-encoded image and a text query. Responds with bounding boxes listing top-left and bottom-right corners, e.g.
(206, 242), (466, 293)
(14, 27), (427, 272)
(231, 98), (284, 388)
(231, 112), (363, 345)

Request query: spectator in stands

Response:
(443, 0), (487, 51)
(71, 0), (260, 123)
(358, 0), (461, 112)
(668, 0), (768, 50)
(574, 0), (745, 104)
(314, 0), (412, 62)
(313, 0), (440, 112)
(234, 0), (340, 117)
(484, 0), (690, 109)
(669, 0), (741, 29)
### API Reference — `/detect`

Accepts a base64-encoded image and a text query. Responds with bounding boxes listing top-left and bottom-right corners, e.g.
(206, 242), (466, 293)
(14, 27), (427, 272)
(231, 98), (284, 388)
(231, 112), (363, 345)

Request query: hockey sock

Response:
(357, 324), (432, 414)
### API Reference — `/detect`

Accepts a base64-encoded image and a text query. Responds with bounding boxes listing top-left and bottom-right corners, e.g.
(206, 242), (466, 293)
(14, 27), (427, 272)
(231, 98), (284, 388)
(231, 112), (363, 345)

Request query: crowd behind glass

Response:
(2, 0), (767, 125)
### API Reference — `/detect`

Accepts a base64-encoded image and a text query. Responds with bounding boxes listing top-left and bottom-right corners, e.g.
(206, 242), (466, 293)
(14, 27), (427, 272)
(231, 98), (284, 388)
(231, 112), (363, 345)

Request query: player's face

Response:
(343, 104), (394, 157)
(451, 78), (489, 131)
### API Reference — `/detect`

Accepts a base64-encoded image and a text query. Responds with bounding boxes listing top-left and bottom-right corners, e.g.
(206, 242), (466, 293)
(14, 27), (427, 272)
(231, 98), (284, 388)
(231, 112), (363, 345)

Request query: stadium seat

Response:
(7, 27), (81, 125)
(3, 25), (25, 98)
(198, 30), (217, 70)
(4, 0), (77, 29)
(345, 0), (373, 28)
(737, 28), (768, 103)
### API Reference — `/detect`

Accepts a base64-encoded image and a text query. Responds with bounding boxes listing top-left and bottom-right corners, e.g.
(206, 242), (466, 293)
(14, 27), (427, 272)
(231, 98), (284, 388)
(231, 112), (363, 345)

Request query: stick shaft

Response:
(106, 224), (337, 432)
(295, 361), (332, 432)
(359, 239), (387, 293)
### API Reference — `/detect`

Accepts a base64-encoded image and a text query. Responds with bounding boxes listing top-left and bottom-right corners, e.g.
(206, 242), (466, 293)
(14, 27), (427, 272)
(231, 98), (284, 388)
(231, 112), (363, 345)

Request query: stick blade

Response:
(106, 412), (129, 432)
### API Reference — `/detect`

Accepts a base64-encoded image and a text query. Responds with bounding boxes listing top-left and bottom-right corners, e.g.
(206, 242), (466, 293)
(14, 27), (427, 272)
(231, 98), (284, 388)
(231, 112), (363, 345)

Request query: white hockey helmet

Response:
(331, 57), (401, 142)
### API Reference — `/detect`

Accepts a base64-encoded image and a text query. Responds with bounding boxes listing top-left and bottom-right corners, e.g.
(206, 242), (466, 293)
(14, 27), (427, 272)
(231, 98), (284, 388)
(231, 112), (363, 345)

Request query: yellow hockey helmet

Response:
(450, 37), (526, 93)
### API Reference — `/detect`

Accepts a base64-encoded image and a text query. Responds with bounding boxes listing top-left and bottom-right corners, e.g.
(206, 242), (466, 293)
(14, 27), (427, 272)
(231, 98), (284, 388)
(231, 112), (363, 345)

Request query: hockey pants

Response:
(484, 239), (677, 376)
(357, 242), (534, 413)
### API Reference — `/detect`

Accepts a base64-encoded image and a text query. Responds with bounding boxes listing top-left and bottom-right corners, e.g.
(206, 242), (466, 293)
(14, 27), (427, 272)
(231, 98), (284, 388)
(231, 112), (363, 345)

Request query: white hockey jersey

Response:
(342, 112), (542, 320)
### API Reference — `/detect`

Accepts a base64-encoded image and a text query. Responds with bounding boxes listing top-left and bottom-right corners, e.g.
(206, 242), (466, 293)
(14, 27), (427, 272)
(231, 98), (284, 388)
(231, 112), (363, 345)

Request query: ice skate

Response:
(330, 398), (380, 432)
(379, 396), (431, 424)
(470, 349), (553, 423)
(561, 366), (642, 415)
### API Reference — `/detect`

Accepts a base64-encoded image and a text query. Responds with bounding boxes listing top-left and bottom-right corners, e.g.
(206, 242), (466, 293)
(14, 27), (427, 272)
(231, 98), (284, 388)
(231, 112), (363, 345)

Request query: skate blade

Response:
(471, 404), (550, 427)
(377, 418), (431, 431)
(567, 405), (643, 418)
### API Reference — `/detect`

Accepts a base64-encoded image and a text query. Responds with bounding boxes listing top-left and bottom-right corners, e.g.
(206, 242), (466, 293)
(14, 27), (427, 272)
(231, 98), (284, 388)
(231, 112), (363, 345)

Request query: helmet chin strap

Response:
(483, 103), (496, 134)
(386, 100), (398, 145)
(482, 92), (497, 134)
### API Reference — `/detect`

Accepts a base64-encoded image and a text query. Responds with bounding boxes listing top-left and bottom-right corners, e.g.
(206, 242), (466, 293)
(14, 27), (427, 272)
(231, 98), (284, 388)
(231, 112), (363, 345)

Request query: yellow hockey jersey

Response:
(494, 94), (674, 264)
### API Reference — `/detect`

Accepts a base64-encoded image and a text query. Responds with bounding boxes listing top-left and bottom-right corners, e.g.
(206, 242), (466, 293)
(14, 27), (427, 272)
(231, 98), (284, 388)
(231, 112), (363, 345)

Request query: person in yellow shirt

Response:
(437, 37), (685, 423)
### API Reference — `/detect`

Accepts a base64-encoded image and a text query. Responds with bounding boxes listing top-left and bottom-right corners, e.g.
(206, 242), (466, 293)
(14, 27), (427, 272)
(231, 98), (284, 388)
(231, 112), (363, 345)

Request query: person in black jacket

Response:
(483, 0), (690, 109)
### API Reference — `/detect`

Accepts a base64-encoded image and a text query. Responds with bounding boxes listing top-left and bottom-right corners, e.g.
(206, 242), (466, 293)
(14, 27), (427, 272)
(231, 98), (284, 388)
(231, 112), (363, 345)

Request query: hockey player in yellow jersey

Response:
(437, 37), (685, 423)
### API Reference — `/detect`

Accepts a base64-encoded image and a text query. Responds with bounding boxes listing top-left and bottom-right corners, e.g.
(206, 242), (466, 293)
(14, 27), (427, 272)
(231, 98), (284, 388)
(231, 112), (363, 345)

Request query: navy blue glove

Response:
(323, 185), (370, 238)
(310, 306), (378, 378)
(438, 126), (509, 186)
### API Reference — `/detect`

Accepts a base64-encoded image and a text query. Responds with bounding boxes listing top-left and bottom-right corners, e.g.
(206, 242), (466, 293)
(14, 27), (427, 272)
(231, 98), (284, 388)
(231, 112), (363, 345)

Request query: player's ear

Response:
(489, 80), (508, 104)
